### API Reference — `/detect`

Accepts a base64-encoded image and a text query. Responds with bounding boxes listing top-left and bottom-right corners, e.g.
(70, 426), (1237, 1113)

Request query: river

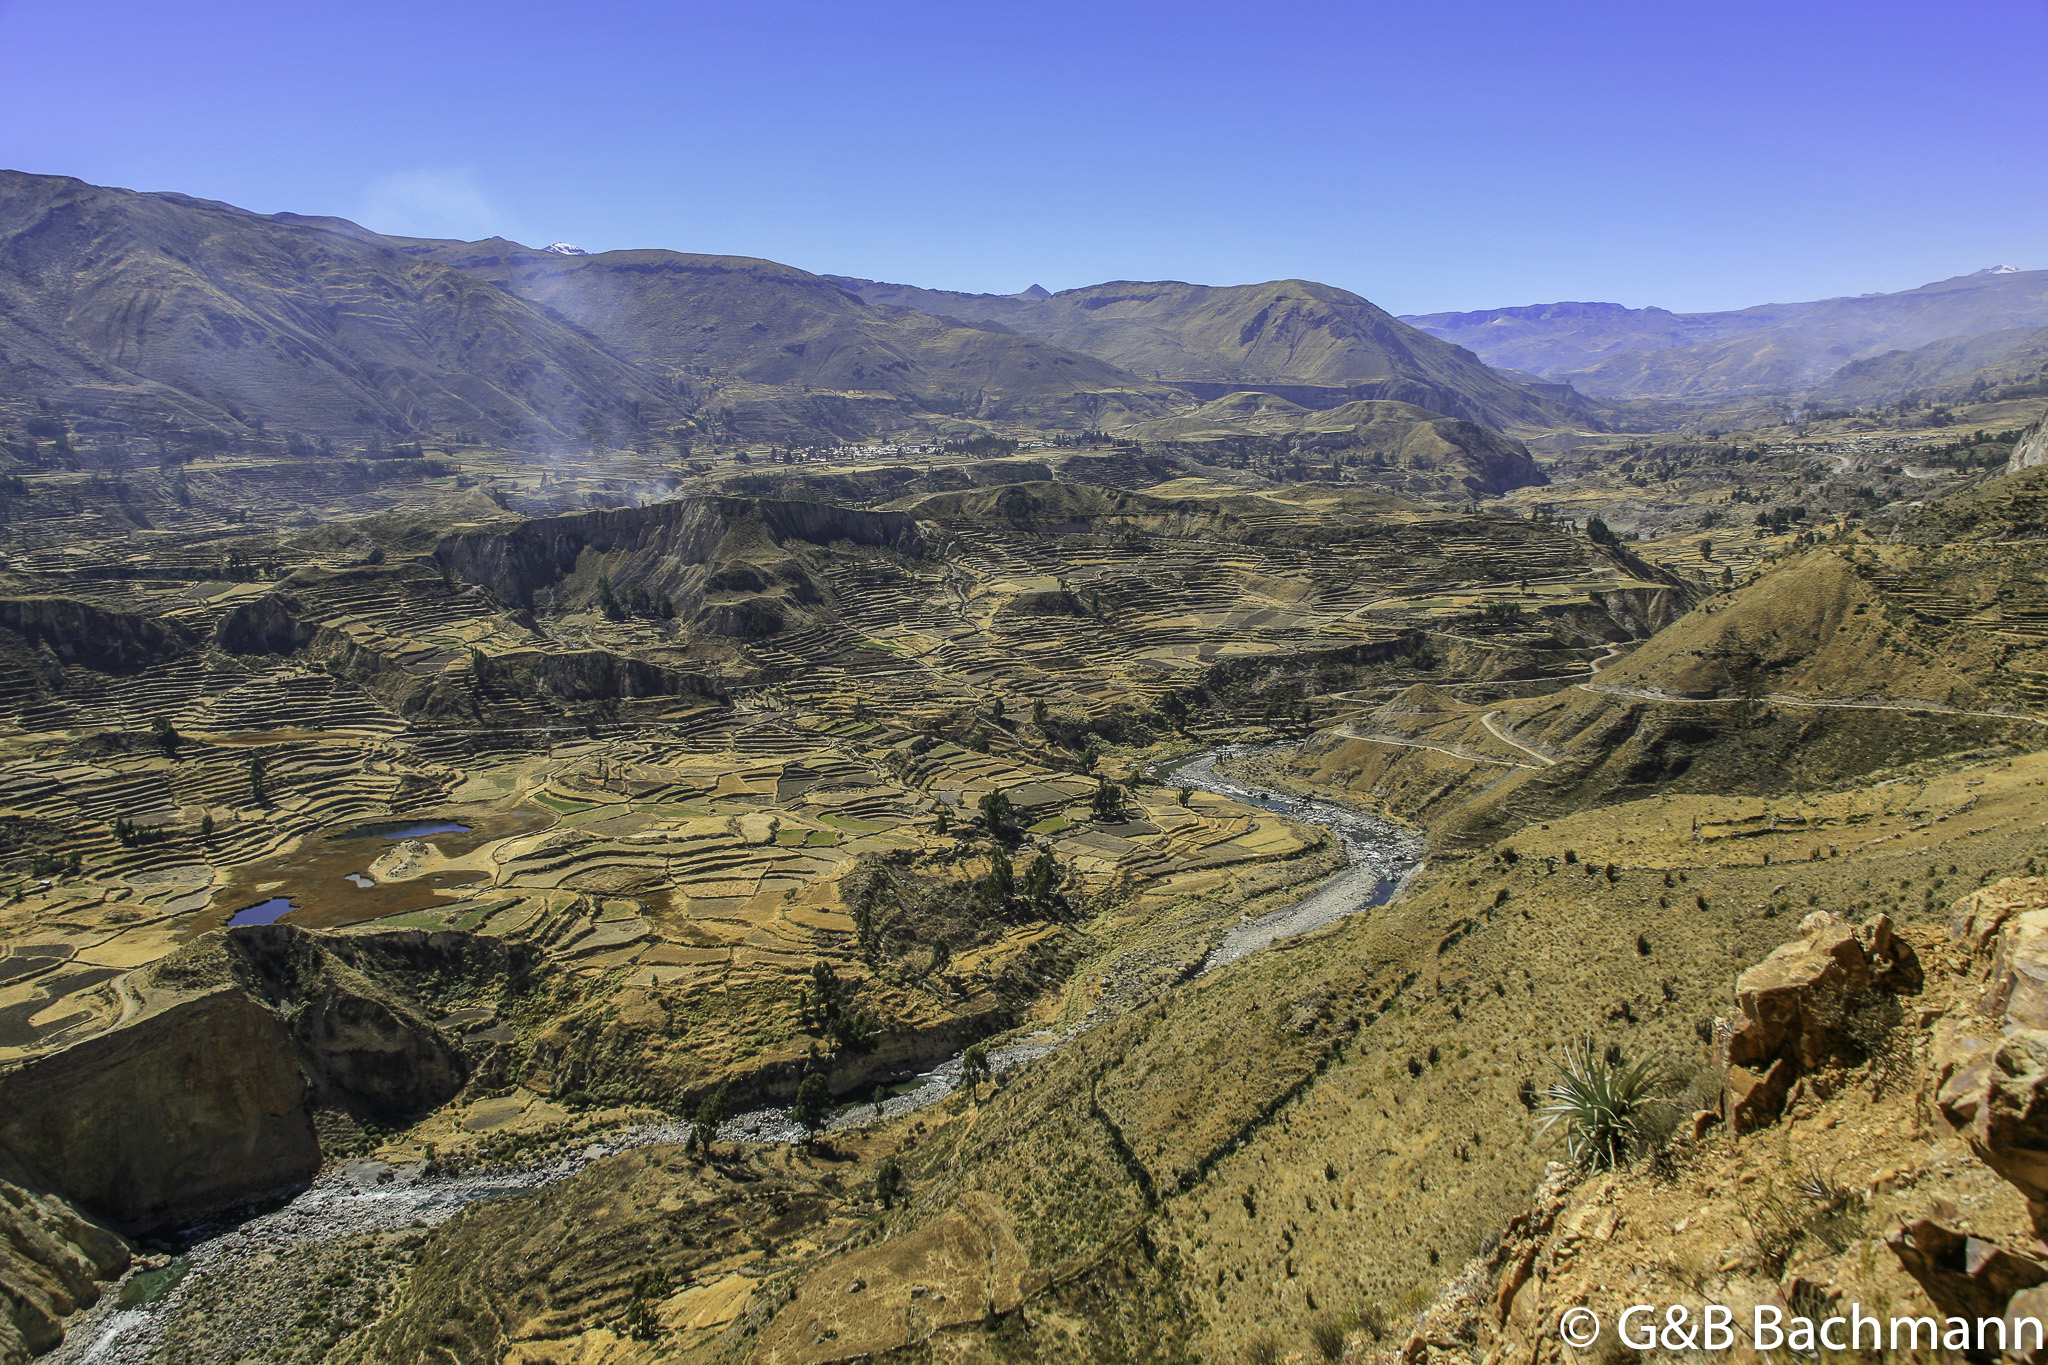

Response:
(51, 742), (1421, 1361)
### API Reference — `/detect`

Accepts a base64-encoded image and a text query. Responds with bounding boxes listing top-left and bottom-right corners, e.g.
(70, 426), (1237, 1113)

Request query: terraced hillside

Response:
(14, 407), (2048, 1365)
(0, 460), (1681, 1267)
(291, 470), (2048, 1365)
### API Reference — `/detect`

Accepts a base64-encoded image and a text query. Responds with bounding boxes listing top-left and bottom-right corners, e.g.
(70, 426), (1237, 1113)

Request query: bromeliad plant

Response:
(1536, 1039), (1665, 1169)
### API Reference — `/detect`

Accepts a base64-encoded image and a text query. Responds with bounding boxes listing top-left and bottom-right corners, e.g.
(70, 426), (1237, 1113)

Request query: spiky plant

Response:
(1536, 1039), (1664, 1169)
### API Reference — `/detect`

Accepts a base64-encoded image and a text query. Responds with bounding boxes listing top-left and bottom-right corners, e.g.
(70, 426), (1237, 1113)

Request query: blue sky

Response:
(2, 0), (2043, 314)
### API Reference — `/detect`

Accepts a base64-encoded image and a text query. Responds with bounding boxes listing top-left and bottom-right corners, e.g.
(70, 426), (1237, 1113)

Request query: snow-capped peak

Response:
(1970, 264), (2023, 275)
(543, 242), (589, 256)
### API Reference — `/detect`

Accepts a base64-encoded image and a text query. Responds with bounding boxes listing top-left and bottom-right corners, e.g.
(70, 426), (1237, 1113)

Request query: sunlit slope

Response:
(1123, 392), (1546, 496)
(834, 274), (1596, 432)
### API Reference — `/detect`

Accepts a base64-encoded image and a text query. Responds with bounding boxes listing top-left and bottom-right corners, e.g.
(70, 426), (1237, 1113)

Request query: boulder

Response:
(1938, 1031), (2048, 1231)
(1887, 1219), (2048, 1322)
(1951, 877), (2048, 957)
(1725, 1057), (1794, 1134)
(1937, 881), (2048, 1231)
(1720, 912), (1919, 1129)
(1984, 909), (2048, 1032)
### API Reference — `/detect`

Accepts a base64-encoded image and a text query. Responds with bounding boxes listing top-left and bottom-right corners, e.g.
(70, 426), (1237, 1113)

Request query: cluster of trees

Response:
(218, 549), (279, 581)
(798, 960), (879, 1054)
(1926, 427), (2023, 470)
(942, 434), (1020, 458)
(109, 815), (168, 848)
(24, 850), (82, 879)
(595, 574), (676, 622)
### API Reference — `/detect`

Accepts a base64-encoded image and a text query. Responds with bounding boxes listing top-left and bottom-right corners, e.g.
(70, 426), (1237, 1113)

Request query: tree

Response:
(149, 715), (180, 759)
(1031, 698), (1049, 726)
(1090, 780), (1125, 822)
(934, 803), (952, 836)
(977, 789), (1016, 835)
(198, 813), (214, 842)
(960, 1043), (992, 1100)
(981, 848), (1014, 907)
(1021, 852), (1061, 910)
(1177, 786), (1194, 808)
(793, 1074), (831, 1144)
(248, 753), (269, 806)
(595, 574), (626, 622)
(873, 1158), (906, 1207)
(690, 1081), (732, 1159)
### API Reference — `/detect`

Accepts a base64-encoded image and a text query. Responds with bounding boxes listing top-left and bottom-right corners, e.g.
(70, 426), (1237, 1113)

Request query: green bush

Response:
(1535, 1039), (1664, 1168)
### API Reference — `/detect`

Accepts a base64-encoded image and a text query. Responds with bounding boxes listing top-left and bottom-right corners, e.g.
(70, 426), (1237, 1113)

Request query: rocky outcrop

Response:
(0, 986), (319, 1230)
(432, 496), (926, 611)
(1937, 880), (2048, 1234)
(1720, 911), (1920, 1131)
(0, 598), (194, 675)
(0, 1178), (129, 1365)
(1886, 1218), (2048, 1321)
(211, 592), (318, 656)
(2010, 407), (2048, 474)
(0, 926), (539, 1233)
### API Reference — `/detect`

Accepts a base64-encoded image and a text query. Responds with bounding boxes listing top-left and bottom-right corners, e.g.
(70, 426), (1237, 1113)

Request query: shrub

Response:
(1536, 1039), (1665, 1168)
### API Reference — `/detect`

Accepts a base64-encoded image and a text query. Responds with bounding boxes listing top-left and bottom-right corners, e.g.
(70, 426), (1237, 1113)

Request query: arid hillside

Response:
(832, 275), (1598, 434)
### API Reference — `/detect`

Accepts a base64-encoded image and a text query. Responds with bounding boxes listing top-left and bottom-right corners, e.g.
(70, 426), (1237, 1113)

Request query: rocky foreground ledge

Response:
(1386, 878), (2048, 1365)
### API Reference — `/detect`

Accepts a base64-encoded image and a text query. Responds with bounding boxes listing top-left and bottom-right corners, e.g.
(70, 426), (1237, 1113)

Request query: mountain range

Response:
(1404, 267), (2048, 404)
(0, 171), (1589, 466)
(826, 275), (1600, 432)
(10, 166), (2035, 463)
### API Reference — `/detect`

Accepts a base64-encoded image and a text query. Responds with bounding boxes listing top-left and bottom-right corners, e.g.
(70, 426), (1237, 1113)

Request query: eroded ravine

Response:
(51, 743), (1421, 1363)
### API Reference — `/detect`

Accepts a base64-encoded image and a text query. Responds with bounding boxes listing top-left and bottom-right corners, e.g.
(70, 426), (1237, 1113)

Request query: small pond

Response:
(332, 820), (473, 842)
(225, 898), (296, 927)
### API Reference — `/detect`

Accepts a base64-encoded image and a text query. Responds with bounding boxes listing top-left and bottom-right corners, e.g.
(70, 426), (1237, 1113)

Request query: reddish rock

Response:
(1952, 877), (2048, 957)
(1887, 1219), (2048, 1322)
(1720, 912), (1919, 1127)
(1725, 1058), (1793, 1134)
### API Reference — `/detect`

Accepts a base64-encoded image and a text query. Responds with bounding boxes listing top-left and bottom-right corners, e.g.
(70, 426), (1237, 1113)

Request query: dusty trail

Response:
(1480, 711), (1556, 767)
(1576, 681), (2048, 727)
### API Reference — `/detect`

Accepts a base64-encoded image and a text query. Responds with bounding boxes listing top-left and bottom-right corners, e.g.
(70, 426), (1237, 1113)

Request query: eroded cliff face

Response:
(0, 1176), (129, 1365)
(0, 598), (196, 676)
(2009, 407), (2047, 473)
(0, 986), (319, 1230)
(0, 926), (538, 1233)
(430, 496), (927, 612)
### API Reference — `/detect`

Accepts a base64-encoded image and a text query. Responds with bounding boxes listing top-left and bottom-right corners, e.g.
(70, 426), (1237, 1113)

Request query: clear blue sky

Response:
(2, 0), (2042, 314)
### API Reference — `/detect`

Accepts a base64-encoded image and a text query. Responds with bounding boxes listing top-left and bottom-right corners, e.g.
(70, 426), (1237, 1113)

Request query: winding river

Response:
(51, 743), (1421, 1362)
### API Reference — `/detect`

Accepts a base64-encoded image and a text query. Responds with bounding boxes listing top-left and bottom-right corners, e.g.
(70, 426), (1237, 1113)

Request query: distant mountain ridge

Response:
(0, 173), (1186, 444)
(0, 171), (1587, 459)
(1405, 269), (2048, 404)
(0, 170), (673, 445)
(829, 275), (1603, 433)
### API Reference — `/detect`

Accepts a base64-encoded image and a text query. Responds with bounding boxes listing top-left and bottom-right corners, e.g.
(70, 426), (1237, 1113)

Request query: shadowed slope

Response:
(389, 238), (1189, 433)
(0, 171), (676, 443)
